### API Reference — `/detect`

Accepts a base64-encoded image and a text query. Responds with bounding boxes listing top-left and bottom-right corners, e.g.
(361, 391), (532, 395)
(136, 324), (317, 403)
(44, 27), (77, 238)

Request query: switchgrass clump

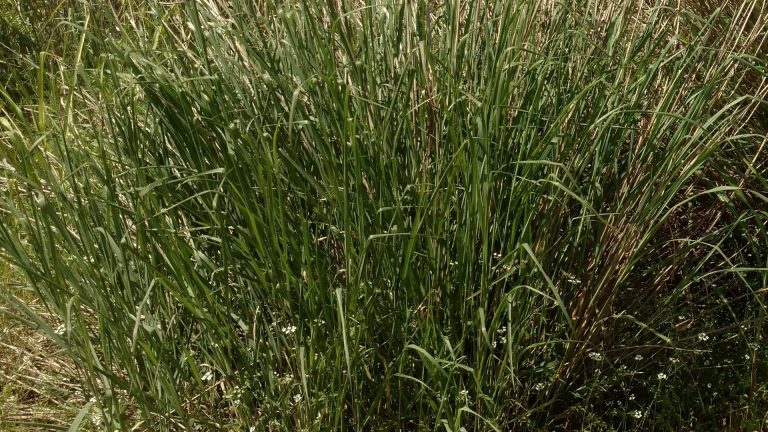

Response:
(1, 0), (767, 430)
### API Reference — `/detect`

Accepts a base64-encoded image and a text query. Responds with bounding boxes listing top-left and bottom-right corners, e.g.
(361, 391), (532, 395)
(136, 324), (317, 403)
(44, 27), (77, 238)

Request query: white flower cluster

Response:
(201, 369), (214, 382)
(492, 326), (507, 349)
(275, 372), (295, 386)
(54, 324), (66, 336)
(229, 386), (244, 405)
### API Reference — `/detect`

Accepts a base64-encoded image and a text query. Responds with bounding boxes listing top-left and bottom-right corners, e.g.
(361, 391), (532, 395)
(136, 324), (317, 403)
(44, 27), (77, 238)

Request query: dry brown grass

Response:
(0, 274), (88, 431)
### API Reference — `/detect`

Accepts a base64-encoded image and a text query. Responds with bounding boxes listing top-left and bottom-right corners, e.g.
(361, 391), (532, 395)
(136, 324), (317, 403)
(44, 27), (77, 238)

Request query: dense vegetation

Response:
(1, 0), (767, 430)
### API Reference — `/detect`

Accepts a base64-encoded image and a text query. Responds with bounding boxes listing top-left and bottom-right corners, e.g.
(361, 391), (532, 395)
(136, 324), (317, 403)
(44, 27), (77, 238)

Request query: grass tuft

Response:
(1, 0), (767, 430)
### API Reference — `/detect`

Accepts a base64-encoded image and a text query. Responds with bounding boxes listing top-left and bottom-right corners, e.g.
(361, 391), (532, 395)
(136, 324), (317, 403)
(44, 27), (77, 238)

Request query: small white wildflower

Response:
(588, 351), (602, 361)
(745, 354), (751, 360)
(249, 427), (256, 432)
(276, 372), (295, 386)
(54, 324), (66, 336)
(634, 354), (643, 361)
(698, 332), (709, 342)
(657, 372), (668, 380)
(630, 410), (643, 419)
(565, 273), (581, 284)
(534, 382), (545, 391)
(707, 383), (712, 388)
(629, 394), (635, 401)
(201, 370), (213, 382)
(282, 325), (297, 336)
(459, 389), (469, 398)
(669, 357), (679, 364)
(226, 386), (244, 403)
(293, 393), (303, 403)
